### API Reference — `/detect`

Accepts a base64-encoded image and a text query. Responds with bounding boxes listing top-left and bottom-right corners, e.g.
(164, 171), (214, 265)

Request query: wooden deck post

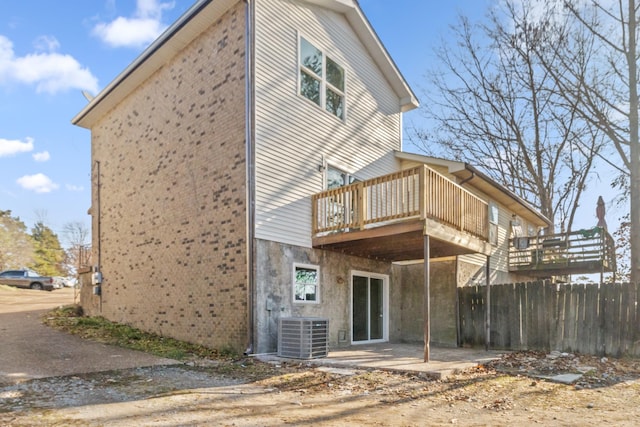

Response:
(419, 166), (426, 218)
(424, 234), (430, 362)
(357, 182), (365, 230)
(485, 255), (491, 351)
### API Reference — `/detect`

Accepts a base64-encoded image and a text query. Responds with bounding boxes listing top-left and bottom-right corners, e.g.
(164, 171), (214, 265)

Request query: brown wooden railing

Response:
(312, 165), (489, 240)
(508, 228), (616, 273)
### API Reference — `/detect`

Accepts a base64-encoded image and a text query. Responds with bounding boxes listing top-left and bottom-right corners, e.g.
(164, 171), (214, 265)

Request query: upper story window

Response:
(326, 165), (356, 190)
(299, 36), (345, 120)
(488, 201), (499, 245)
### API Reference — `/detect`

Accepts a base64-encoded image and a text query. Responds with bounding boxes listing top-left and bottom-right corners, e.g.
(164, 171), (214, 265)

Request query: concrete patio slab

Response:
(259, 343), (505, 379)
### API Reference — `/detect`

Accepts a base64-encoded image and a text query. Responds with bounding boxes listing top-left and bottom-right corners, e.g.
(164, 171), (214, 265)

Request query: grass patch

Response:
(43, 304), (235, 361)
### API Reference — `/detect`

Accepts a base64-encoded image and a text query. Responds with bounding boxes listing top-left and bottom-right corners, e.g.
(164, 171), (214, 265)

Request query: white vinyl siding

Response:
(459, 203), (513, 274)
(254, 0), (403, 248)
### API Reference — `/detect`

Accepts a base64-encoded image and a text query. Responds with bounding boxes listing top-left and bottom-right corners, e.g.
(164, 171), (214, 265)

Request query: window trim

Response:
(298, 34), (346, 121)
(293, 263), (320, 304)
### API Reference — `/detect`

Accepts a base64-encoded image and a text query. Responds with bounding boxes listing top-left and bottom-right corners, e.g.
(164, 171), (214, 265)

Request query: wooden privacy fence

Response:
(459, 281), (640, 357)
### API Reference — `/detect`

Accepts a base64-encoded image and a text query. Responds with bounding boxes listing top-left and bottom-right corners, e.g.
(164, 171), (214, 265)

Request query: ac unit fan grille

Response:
(278, 317), (328, 359)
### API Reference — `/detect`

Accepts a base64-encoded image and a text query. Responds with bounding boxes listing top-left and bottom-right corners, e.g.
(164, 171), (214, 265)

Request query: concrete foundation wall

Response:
(254, 239), (399, 353)
(254, 240), (463, 353)
(396, 259), (458, 347)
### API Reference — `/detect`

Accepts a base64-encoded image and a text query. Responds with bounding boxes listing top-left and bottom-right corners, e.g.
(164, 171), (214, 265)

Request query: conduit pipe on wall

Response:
(244, 0), (256, 356)
(95, 160), (102, 312)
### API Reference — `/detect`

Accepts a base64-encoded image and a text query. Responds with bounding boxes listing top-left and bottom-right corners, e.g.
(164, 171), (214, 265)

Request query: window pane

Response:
(489, 223), (498, 245)
(295, 267), (318, 285)
(294, 284), (306, 301)
(300, 38), (322, 76)
(327, 166), (347, 189)
(489, 202), (499, 224)
(326, 88), (344, 119)
(304, 285), (317, 301)
(300, 71), (321, 105)
(326, 57), (344, 91)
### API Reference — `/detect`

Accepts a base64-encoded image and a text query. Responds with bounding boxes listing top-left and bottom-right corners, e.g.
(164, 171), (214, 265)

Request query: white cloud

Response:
(0, 137), (33, 157)
(17, 173), (59, 193)
(92, 0), (175, 48)
(32, 151), (50, 162)
(33, 35), (60, 52)
(0, 35), (99, 94)
(65, 184), (84, 192)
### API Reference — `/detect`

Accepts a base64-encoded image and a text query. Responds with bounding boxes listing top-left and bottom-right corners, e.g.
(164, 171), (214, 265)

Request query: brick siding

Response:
(85, 2), (248, 352)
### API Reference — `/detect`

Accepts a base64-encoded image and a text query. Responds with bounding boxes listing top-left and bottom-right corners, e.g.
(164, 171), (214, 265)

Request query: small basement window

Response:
(293, 263), (320, 303)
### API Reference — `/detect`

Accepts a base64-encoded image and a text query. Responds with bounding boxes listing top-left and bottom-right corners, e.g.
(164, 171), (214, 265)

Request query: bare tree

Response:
(534, 0), (639, 282)
(62, 221), (92, 273)
(412, 0), (604, 232)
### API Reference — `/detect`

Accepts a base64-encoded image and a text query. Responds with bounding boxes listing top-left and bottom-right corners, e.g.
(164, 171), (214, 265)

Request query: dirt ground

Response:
(1, 287), (640, 426)
(2, 349), (640, 425)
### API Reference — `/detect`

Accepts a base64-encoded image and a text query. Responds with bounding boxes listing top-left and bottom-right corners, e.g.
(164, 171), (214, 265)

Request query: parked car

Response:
(53, 276), (77, 288)
(0, 270), (55, 291)
(53, 277), (67, 289)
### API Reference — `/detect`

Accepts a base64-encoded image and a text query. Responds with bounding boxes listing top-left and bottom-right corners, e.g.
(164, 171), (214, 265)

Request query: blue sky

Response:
(1, 0), (609, 243)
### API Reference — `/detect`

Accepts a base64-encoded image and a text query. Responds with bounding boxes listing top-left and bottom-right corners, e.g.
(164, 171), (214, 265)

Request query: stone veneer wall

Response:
(84, 3), (248, 352)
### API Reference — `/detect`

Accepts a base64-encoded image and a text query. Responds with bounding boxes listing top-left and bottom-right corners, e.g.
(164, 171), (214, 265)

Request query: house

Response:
(72, 0), (609, 359)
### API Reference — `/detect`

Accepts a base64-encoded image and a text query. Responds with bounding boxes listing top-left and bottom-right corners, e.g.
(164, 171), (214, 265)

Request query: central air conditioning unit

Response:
(278, 317), (329, 359)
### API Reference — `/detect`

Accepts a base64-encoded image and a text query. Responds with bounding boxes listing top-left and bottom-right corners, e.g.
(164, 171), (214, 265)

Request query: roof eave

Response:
(394, 151), (552, 227)
(72, 0), (237, 129)
(303, 0), (418, 111)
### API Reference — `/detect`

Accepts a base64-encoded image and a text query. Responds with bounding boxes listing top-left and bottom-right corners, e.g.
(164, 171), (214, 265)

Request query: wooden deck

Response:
(311, 165), (491, 261)
(508, 228), (616, 276)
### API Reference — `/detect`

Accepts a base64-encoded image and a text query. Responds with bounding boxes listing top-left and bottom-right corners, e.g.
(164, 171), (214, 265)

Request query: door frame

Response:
(350, 270), (389, 345)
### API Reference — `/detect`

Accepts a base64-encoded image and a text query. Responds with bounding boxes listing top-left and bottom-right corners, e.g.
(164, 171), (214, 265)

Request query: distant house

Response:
(74, 0), (605, 358)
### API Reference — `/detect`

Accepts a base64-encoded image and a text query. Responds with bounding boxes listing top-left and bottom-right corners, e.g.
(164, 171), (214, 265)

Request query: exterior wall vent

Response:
(278, 317), (329, 359)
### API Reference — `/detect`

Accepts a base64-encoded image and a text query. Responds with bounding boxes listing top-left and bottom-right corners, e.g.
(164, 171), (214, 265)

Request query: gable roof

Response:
(303, 0), (418, 112)
(395, 151), (552, 228)
(72, 0), (418, 129)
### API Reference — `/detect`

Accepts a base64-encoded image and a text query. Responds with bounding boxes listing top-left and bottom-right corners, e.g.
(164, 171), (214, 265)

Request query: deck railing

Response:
(312, 165), (489, 240)
(508, 228), (616, 273)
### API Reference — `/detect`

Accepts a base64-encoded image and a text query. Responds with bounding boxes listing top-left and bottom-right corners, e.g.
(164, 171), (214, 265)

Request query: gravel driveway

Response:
(0, 286), (178, 386)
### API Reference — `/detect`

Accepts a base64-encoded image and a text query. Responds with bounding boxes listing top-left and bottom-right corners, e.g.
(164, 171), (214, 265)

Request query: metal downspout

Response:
(459, 170), (475, 186)
(244, 0), (256, 355)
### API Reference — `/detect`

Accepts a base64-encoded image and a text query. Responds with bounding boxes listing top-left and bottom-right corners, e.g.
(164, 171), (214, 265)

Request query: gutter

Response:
(463, 163), (552, 228)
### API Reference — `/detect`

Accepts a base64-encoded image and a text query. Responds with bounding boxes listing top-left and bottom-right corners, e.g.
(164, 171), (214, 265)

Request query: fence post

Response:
(485, 256), (491, 350)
